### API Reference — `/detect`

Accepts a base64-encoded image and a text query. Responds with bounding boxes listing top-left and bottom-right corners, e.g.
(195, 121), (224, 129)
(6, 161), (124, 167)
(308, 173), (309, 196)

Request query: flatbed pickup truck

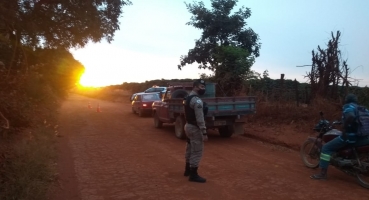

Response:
(152, 82), (256, 139)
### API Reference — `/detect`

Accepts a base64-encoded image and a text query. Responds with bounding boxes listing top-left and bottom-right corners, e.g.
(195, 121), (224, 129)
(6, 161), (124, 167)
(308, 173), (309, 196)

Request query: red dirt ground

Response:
(48, 94), (369, 200)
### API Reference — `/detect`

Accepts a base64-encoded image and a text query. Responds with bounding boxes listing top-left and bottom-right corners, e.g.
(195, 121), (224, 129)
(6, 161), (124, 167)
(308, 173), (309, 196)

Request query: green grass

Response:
(0, 126), (57, 200)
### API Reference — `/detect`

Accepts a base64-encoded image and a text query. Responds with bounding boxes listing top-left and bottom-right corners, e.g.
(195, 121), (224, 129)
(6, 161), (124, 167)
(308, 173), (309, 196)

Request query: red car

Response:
(131, 93), (161, 117)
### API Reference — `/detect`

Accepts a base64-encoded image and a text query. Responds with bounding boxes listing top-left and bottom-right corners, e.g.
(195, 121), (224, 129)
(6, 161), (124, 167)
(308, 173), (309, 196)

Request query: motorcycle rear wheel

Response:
(356, 154), (369, 189)
(300, 140), (320, 169)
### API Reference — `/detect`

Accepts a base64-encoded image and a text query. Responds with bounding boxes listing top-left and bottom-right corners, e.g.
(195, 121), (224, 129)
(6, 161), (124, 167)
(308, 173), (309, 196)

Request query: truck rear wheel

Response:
(218, 126), (234, 138)
(175, 115), (186, 139)
(154, 112), (163, 128)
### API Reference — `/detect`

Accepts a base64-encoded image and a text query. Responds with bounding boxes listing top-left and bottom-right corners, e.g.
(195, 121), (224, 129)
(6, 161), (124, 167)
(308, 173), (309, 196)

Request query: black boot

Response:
(189, 167), (206, 183)
(310, 168), (327, 180)
(184, 162), (190, 177)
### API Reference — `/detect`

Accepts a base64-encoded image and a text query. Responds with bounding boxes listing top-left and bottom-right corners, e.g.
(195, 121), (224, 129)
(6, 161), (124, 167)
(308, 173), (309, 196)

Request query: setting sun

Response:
(78, 69), (122, 87)
(79, 72), (100, 87)
(71, 43), (213, 88)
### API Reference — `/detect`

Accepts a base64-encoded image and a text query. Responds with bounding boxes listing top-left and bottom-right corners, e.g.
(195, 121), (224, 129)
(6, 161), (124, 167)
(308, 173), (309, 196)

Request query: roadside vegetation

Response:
(0, 0), (131, 199)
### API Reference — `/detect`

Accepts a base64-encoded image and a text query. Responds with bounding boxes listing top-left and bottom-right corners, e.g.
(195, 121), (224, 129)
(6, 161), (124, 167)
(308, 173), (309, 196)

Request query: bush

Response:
(247, 96), (342, 131)
(0, 119), (58, 200)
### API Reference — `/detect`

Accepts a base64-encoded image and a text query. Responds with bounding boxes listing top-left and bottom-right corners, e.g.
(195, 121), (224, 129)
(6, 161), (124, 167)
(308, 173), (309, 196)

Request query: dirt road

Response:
(50, 94), (369, 200)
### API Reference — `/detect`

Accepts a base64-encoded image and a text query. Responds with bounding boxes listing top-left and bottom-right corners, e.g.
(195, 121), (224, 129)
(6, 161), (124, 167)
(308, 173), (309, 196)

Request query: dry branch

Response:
(0, 111), (9, 129)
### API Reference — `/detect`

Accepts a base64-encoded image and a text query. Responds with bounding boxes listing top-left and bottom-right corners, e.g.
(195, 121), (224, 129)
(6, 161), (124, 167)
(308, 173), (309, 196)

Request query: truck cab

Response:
(152, 83), (191, 123)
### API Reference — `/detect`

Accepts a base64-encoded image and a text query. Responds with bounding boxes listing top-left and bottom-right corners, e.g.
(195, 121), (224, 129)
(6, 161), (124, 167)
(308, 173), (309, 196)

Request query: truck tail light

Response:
(143, 104), (147, 107)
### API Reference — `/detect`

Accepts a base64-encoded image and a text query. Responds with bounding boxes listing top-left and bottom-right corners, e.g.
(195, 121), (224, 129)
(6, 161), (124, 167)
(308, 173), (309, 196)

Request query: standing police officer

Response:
(183, 79), (208, 183)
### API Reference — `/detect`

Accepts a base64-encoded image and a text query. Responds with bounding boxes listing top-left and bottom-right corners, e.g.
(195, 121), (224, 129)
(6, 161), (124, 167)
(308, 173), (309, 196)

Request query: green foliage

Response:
(113, 76), (369, 108)
(0, 43), (12, 67)
(121, 79), (196, 94)
(244, 74), (369, 107)
(343, 86), (369, 108)
(0, 48), (84, 130)
(0, 0), (132, 49)
(28, 48), (85, 96)
(178, 0), (260, 71)
(0, 1), (131, 199)
(0, 125), (57, 200)
(214, 46), (254, 96)
(178, 0), (260, 97)
(244, 70), (261, 80)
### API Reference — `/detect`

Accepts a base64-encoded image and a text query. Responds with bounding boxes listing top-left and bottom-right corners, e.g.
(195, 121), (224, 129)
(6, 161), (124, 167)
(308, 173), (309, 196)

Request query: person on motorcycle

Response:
(311, 93), (369, 180)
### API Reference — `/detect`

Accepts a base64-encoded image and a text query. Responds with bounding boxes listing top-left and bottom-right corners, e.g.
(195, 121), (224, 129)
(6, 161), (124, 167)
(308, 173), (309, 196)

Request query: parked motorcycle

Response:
(300, 111), (369, 188)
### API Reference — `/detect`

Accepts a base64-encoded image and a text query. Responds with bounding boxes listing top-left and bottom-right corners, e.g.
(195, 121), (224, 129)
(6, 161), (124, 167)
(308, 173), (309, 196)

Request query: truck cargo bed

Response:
(166, 96), (256, 117)
(205, 96), (256, 116)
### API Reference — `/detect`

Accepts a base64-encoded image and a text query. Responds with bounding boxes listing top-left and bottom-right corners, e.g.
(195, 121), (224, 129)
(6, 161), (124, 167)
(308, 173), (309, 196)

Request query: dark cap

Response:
(345, 93), (358, 104)
(193, 79), (206, 87)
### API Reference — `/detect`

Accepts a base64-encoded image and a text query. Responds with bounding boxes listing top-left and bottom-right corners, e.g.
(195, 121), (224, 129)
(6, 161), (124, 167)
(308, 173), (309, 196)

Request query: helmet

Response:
(344, 93), (358, 104)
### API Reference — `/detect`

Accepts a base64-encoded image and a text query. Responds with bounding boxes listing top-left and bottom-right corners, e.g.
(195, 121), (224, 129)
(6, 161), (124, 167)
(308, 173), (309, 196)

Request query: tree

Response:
(178, 0), (261, 96)
(0, 0), (131, 71)
(262, 70), (269, 79)
(213, 46), (254, 96)
(29, 48), (86, 94)
(1, 0), (131, 49)
(305, 31), (351, 99)
(244, 70), (261, 80)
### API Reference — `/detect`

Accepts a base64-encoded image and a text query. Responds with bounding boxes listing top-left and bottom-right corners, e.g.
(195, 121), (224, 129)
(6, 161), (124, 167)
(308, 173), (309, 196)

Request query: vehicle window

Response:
(142, 94), (160, 101)
(145, 88), (155, 93)
(155, 88), (165, 92)
(136, 95), (141, 101)
(165, 91), (171, 100)
(130, 94), (136, 101)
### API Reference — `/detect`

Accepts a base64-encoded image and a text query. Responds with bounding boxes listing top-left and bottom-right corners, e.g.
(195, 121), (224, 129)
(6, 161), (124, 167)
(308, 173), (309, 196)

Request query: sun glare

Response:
(79, 72), (102, 87)
(72, 43), (215, 88)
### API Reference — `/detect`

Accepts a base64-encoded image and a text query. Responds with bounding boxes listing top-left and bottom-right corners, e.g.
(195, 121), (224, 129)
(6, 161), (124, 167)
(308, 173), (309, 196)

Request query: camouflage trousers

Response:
(184, 123), (204, 167)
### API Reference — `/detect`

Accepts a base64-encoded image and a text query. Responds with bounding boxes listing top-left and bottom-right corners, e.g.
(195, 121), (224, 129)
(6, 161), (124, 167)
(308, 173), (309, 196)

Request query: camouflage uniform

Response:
(185, 91), (206, 168)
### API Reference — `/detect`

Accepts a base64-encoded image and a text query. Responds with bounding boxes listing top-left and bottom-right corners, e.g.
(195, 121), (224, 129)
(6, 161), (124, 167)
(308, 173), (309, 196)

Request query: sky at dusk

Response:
(71, 0), (369, 87)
